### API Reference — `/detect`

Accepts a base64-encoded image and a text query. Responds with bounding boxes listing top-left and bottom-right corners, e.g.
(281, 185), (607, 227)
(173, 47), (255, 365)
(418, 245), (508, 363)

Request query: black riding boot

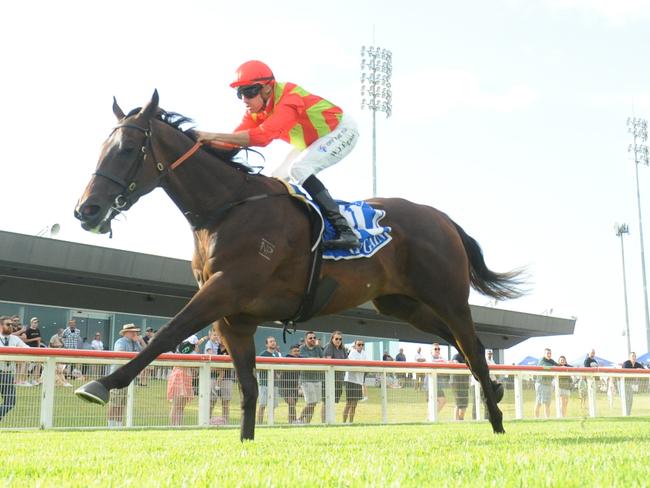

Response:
(302, 175), (360, 250)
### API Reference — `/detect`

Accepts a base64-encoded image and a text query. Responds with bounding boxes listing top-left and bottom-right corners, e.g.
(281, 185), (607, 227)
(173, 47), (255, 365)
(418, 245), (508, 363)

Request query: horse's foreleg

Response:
(76, 272), (242, 404)
(217, 317), (258, 442)
(102, 313), (203, 391)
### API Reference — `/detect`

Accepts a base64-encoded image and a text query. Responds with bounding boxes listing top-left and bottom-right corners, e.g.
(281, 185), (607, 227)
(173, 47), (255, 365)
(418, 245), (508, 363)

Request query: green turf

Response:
(2, 418), (649, 487)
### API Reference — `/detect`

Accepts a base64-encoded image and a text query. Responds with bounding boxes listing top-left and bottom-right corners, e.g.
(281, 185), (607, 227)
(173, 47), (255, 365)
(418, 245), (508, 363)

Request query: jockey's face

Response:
(240, 84), (272, 113)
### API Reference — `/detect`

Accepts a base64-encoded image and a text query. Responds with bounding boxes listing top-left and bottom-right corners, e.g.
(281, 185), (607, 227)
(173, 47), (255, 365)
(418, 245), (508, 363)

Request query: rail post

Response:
(198, 362), (211, 426)
(125, 380), (135, 427)
(587, 376), (597, 418)
(554, 375), (562, 419)
(381, 370), (388, 424)
(619, 376), (628, 416)
(39, 357), (56, 429)
(267, 367), (275, 426)
(514, 373), (524, 419)
(473, 377), (482, 421)
(325, 366), (336, 424)
(427, 371), (437, 422)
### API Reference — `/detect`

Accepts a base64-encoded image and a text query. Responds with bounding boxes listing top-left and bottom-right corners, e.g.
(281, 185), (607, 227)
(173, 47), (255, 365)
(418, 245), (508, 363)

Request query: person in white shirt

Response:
(0, 316), (29, 421)
(257, 336), (281, 424)
(203, 330), (221, 355)
(49, 328), (64, 348)
(91, 333), (104, 351)
(485, 349), (497, 382)
(414, 347), (425, 362)
(414, 346), (426, 391)
(486, 350), (496, 365)
(343, 339), (367, 423)
(108, 324), (144, 428)
(89, 332), (105, 379)
(430, 343), (448, 413)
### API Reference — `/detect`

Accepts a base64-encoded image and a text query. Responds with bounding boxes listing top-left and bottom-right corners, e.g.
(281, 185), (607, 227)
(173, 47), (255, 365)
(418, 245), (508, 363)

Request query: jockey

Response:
(196, 60), (360, 250)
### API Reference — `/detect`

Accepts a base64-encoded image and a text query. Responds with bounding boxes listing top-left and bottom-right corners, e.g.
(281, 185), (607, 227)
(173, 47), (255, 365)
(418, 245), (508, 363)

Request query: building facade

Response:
(0, 230), (576, 360)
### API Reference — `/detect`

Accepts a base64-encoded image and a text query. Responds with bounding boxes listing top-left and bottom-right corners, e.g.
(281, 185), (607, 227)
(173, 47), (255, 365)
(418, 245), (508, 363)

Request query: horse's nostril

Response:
(76, 204), (100, 220)
(84, 205), (99, 216)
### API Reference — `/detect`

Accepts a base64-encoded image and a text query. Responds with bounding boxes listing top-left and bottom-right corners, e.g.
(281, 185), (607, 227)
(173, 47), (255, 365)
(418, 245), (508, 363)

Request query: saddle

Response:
(277, 181), (393, 341)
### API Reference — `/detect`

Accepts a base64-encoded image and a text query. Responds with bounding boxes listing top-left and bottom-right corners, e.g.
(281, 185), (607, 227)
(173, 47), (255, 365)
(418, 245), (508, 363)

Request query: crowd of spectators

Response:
(249, 330), (373, 425)
(2, 315), (650, 426)
(386, 343), (650, 421)
(530, 347), (649, 418)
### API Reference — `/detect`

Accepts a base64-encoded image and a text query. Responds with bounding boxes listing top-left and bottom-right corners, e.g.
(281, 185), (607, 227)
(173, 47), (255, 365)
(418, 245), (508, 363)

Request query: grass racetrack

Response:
(3, 418), (650, 487)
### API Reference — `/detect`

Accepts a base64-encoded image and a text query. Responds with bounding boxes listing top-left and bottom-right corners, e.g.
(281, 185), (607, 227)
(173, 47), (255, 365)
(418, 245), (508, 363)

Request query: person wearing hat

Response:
(107, 324), (145, 428)
(113, 324), (145, 351)
(195, 60), (360, 250)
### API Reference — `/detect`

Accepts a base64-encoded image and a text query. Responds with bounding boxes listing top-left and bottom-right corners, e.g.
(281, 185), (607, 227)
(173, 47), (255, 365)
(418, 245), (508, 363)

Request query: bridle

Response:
(90, 118), (285, 231)
(93, 120), (203, 211)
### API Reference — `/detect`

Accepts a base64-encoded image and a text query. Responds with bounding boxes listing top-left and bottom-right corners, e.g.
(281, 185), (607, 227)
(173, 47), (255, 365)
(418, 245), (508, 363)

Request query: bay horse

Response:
(74, 90), (524, 440)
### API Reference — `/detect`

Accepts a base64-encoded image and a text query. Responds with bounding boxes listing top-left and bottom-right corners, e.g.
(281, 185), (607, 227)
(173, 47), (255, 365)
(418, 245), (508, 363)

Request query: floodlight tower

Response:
(361, 46), (392, 198)
(627, 117), (650, 351)
(615, 223), (632, 356)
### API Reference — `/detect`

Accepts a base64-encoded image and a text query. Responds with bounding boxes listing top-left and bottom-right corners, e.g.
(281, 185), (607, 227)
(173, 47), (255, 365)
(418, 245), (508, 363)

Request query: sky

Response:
(2, 0), (650, 365)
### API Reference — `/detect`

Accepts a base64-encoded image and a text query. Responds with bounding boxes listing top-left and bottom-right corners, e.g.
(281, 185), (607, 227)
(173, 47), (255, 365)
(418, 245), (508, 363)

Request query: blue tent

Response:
(636, 352), (650, 364)
(570, 355), (614, 367)
(518, 356), (539, 366)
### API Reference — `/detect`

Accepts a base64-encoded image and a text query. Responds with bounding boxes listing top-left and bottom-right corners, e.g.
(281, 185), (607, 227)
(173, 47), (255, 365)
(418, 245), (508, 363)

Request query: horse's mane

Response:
(126, 107), (255, 174)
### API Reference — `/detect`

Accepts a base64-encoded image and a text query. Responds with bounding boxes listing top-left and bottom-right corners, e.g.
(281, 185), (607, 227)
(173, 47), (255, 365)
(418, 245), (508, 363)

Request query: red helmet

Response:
(229, 60), (275, 88)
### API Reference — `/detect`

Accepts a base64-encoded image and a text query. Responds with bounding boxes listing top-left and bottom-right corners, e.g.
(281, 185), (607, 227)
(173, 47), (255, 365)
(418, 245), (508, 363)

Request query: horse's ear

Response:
(140, 89), (159, 120)
(112, 97), (125, 120)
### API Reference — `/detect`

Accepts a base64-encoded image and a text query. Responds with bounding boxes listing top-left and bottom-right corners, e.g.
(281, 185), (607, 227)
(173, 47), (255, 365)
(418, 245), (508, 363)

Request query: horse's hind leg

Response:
(374, 295), (504, 433)
(373, 295), (458, 347)
(216, 317), (258, 442)
(437, 304), (504, 433)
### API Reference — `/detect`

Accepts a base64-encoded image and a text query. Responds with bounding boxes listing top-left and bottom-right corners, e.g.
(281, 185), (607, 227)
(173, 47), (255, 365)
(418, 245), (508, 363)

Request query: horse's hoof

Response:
(493, 382), (505, 403)
(75, 381), (110, 405)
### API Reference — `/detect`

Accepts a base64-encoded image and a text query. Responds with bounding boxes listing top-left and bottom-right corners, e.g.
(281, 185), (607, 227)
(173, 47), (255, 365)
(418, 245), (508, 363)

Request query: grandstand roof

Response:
(0, 230), (575, 349)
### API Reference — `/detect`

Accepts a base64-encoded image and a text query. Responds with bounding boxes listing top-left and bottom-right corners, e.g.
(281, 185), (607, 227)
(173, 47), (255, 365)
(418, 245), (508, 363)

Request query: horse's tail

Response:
(451, 220), (527, 300)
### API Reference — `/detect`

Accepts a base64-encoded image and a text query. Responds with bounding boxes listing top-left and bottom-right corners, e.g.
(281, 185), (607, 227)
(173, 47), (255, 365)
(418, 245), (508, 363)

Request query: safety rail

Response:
(0, 348), (648, 430)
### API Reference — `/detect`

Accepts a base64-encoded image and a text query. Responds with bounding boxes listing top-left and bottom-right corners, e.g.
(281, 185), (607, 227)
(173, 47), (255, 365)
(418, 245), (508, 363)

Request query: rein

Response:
(92, 115), (329, 329)
(169, 142), (202, 170)
(92, 121), (287, 229)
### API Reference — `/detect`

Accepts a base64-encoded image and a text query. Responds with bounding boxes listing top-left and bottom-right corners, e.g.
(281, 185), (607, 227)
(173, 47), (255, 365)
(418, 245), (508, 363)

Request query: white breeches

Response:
(271, 114), (359, 184)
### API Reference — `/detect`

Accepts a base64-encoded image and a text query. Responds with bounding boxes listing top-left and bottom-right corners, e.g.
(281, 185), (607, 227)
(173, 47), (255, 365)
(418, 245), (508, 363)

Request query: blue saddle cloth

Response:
(287, 184), (392, 261)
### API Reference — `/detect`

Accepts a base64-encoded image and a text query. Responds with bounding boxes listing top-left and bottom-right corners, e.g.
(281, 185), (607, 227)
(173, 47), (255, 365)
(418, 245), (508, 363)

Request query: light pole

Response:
(615, 223), (632, 356)
(627, 117), (650, 351)
(361, 45), (392, 198)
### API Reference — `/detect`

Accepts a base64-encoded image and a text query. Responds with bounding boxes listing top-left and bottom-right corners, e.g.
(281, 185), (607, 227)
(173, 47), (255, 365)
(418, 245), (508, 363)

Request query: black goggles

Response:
(237, 84), (263, 100)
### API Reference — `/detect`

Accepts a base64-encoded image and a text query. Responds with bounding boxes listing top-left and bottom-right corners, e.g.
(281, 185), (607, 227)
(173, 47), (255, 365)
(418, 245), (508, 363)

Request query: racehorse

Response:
(74, 90), (524, 440)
